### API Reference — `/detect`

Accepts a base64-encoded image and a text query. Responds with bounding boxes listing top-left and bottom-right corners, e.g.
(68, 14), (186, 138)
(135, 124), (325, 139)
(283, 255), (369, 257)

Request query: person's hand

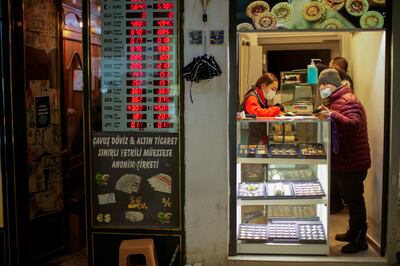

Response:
(314, 105), (331, 120)
(274, 103), (285, 112)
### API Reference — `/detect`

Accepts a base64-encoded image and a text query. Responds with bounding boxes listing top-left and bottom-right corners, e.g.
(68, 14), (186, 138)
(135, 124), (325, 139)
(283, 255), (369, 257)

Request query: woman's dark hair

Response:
(331, 56), (349, 73)
(255, 72), (278, 88)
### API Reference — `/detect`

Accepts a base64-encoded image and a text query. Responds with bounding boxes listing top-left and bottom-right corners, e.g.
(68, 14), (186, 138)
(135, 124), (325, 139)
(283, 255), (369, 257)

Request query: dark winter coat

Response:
(328, 87), (371, 172)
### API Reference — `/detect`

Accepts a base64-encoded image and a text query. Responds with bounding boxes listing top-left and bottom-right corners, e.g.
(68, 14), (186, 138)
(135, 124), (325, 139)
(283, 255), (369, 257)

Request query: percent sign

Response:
(162, 197), (172, 207)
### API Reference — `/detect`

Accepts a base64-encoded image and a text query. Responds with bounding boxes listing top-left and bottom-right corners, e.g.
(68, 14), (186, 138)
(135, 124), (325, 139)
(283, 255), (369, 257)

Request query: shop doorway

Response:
(237, 31), (386, 257)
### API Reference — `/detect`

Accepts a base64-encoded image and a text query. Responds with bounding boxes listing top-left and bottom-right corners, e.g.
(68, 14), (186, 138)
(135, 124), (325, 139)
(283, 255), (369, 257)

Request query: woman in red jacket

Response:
(315, 68), (371, 254)
(240, 73), (282, 144)
(242, 72), (281, 117)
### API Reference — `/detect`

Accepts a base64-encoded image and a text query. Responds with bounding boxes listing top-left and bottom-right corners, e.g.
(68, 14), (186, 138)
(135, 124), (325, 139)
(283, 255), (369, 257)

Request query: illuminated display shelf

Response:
(236, 119), (330, 255)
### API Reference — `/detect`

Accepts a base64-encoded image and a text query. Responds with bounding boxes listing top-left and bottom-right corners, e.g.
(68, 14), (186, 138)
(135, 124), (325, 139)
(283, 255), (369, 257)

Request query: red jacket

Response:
(243, 89), (281, 117)
(328, 87), (371, 172)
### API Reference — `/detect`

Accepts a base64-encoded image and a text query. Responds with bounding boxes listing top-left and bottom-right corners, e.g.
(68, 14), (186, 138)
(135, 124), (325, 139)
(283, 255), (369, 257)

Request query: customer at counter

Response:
(314, 68), (371, 254)
(241, 72), (282, 117)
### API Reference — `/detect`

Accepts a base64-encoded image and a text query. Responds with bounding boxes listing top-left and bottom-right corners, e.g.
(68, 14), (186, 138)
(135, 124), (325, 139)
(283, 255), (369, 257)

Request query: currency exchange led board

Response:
(101, 1), (178, 132)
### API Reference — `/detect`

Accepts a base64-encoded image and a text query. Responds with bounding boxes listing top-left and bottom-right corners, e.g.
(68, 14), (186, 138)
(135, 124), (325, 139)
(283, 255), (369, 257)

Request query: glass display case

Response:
(236, 117), (330, 255)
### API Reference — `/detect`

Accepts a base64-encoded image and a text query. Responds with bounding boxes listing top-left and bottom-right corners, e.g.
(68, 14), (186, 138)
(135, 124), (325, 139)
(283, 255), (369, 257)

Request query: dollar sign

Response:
(104, 214), (111, 223)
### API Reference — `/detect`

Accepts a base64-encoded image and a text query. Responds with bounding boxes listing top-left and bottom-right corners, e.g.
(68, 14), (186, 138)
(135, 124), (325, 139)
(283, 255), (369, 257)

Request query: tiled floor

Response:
(43, 250), (87, 266)
(329, 208), (379, 257)
(47, 209), (379, 265)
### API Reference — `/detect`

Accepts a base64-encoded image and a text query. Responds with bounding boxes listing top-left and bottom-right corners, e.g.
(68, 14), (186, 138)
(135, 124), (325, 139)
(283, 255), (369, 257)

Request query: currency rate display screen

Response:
(101, 0), (178, 132)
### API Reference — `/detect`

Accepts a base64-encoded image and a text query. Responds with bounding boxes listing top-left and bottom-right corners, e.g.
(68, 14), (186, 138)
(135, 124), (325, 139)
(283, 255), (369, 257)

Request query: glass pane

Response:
(24, 0), (63, 219)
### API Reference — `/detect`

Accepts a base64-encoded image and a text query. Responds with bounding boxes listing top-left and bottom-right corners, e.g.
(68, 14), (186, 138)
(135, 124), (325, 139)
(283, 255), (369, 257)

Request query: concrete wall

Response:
(350, 31), (386, 245)
(183, 0), (229, 265)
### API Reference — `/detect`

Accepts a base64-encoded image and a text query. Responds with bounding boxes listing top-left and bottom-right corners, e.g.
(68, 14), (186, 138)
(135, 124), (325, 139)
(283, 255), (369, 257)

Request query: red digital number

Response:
(129, 72), (145, 77)
(156, 29), (172, 35)
(157, 3), (174, 9)
(129, 54), (144, 60)
(129, 80), (144, 86)
(129, 29), (145, 36)
(154, 105), (169, 111)
(156, 88), (170, 94)
(129, 20), (146, 27)
(156, 63), (170, 69)
(156, 46), (170, 52)
(156, 20), (173, 27)
(129, 88), (144, 94)
(129, 37), (144, 44)
(129, 63), (143, 69)
(156, 113), (170, 120)
(130, 97), (144, 103)
(158, 54), (170, 60)
(156, 37), (170, 43)
(157, 72), (170, 77)
(132, 113), (144, 120)
(129, 4), (146, 10)
(157, 96), (171, 103)
(130, 46), (144, 52)
(127, 105), (145, 111)
(155, 122), (171, 128)
(130, 122), (146, 128)
(157, 80), (171, 86)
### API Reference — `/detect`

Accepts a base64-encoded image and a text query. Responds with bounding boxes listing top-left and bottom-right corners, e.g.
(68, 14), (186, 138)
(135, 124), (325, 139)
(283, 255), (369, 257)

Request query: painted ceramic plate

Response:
(345, 0), (369, 17)
(323, 0), (345, 11)
(254, 12), (278, 30)
(320, 18), (344, 29)
(271, 2), (294, 23)
(303, 2), (325, 22)
(246, 1), (270, 19)
(237, 22), (255, 31)
(360, 11), (384, 29)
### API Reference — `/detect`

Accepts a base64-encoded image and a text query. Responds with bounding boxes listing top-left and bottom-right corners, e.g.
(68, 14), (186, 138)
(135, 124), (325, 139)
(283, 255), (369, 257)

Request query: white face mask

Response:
(264, 89), (276, 100)
(320, 87), (331, 99)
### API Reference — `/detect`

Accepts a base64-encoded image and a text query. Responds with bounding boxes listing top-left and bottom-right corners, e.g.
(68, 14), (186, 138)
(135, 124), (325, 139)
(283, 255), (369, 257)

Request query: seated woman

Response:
(241, 72), (281, 117)
(240, 72), (282, 144)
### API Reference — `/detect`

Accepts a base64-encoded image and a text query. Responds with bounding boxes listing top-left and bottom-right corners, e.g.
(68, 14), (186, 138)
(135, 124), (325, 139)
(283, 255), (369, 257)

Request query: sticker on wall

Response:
(236, 22), (255, 31)
(302, 2), (325, 22)
(96, 213), (112, 223)
(161, 197), (172, 208)
(157, 212), (173, 224)
(345, 0), (369, 17)
(95, 173), (111, 186)
(360, 10), (384, 29)
(128, 196), (149, 210)
(125, 211), (144, 222)
(35, 96), (50, 128)
(271, 2), (294, 23)
(246, 1), (270, 18)
(236, 0), (387, 30)
(148, 173), (172, 194)
(320, 18), (344, 29)
(189, 30), (202, 45)
(115, 173), (141, 194)
(97, 193), (117, 205)
(210, 30), (224, 45)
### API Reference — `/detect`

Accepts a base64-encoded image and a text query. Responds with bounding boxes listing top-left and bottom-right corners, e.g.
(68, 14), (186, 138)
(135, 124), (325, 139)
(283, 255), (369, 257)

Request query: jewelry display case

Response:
(236, 117), (330, 254)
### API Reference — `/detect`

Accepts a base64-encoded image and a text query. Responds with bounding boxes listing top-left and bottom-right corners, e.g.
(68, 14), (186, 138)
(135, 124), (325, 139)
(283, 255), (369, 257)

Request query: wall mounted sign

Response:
(236, 0), (386, 31)
(92, 132), (180, 228)
(101, 0), (179, 132)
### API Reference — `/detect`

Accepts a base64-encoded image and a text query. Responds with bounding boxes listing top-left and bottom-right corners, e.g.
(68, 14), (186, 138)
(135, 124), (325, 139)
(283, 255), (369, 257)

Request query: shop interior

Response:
(237, 31), (386, 256)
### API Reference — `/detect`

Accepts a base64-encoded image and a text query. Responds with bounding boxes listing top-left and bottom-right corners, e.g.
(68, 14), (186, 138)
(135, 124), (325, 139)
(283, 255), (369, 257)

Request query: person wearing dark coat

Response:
(315, 68), (371, 254)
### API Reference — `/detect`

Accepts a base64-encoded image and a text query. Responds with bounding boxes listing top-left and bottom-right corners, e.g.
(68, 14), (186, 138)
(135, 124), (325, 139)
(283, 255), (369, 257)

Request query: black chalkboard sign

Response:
(91, 132), (180, 228)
